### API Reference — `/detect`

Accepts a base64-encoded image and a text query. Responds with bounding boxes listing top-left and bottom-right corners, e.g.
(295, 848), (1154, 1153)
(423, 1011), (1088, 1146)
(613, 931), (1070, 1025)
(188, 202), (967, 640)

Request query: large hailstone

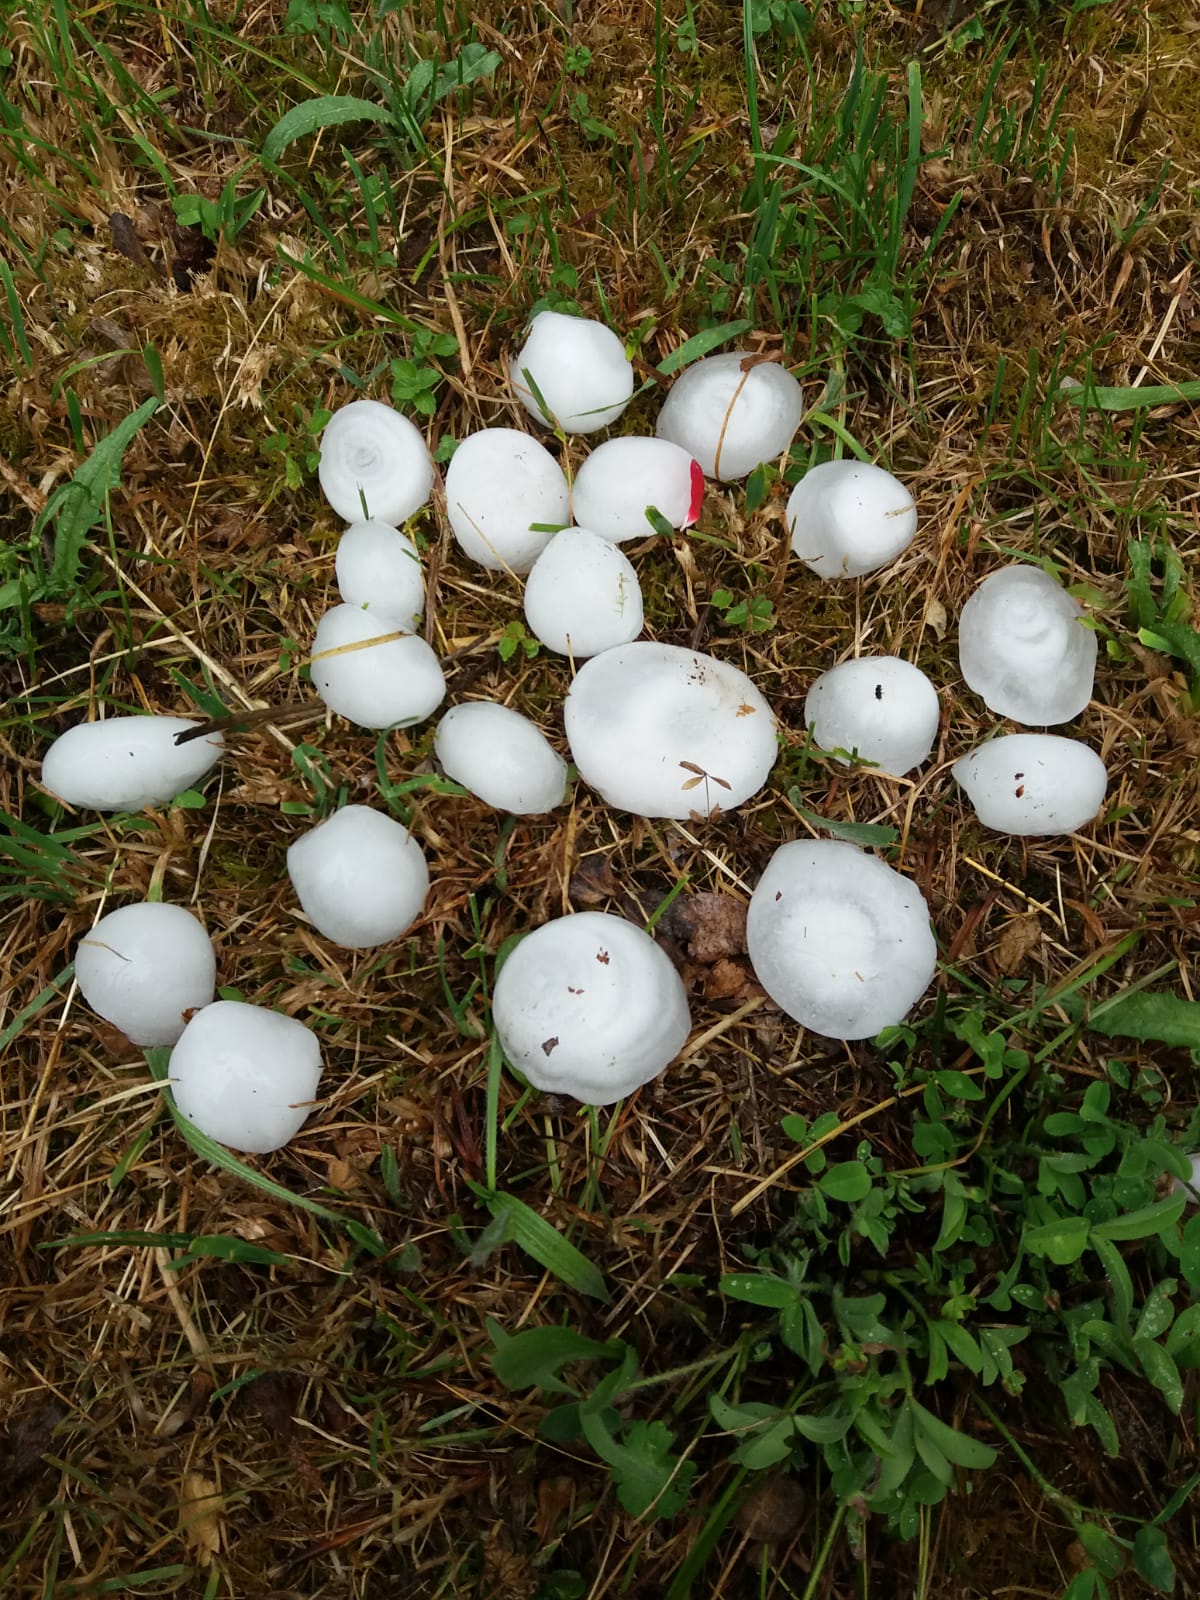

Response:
(804, 657), (939, 776)
(309, 604), (445, 730)
(491, 911), (692, 1105)
(336, 520), (424, 629)
(746, 840), (937, 1040)
(523, 527), (643, 658)
(74, 901), (216, 1046)
(953, 734), (1107, 836)
(168, 1000), (323, 1154)
(42, 716), (225, 813)
(434, 702), (567, 814)
(509, 311), (634, 434)
(318, 399), (433, 525)
(564, 641), (777, 819)
(445, 428), (570, 573)
(286, 805), (429, 948)
(787, 461), (918, 579)
(958, 566), (1097, 725)
(571, 437), (705, 543)
(656, 351), (803, 481)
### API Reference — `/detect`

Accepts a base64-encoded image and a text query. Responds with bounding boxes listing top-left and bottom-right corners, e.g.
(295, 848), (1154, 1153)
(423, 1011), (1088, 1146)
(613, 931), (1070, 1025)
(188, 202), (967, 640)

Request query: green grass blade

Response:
(262, 95), (397, 163)
(1062, 380), (1200, 410)
(657, 319), (754, 375)
(468, 1181), (610, 1302)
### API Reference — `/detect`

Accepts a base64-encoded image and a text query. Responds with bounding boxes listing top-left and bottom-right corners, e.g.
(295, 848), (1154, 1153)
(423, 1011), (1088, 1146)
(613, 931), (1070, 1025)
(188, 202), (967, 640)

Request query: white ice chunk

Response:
(309, 603), (445, 730)
(336, 520), (424, 629)
(74, 901), (216, 1046)
(805, 657), (939, 776)
(435, 702), (567, 815)
(318, 399), (433, 525)
(445, 427), (570, 573)
(287, 805), (429, 948)
(571, 437), (705, 542)
(509, 311), (634, 434)
(523, 527), (643, 658)
(656, 352), (803, 481)
(953, 733), (1107, 836)
(42, 716), (224, 813)
(788, 460), (917, 579)
(957, 566), (1097, 725)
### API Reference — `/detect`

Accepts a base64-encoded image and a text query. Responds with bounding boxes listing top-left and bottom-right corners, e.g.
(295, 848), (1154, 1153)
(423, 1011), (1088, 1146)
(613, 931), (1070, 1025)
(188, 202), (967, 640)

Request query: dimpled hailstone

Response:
(509, 311), (634, 434)
(787, 461), (918, 579)
(445, 428), (570, 572)
(953, 733), (1107, 837)
(746, 840), (937, 1040)
(564, 641), (777, 819)
(656, 351), (803, 481)
(74, 902), (216, 1047)
(571, 437), (705, 543)
(492, 911), (691, 1105)
(287, 805), (428, 948)
(805, 657), (940, 776)
(336, 520), (424, 628)
(318, 399), (433, 525)
(435, 702), (567, 815)
(958, 566), (1097, 724)
(42, 716), (225, 813)
(168, 1000), (322, 1154)
(310, 604), (445, 730)
(523, 528), (643, 658)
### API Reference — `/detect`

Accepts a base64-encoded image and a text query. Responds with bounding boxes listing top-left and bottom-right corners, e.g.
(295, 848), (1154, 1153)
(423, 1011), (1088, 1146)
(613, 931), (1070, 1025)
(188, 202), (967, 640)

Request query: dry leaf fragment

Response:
(995, 913), (1042, 975)
(181, 1471), (223, 1566)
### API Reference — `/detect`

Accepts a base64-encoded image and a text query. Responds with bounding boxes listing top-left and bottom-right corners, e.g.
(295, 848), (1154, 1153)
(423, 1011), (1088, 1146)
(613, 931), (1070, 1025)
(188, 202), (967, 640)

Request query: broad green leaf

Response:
(578, 1408), (696, 1518)
(1132, 1523), (1177, 1593)
(1062, 379), (1200, 410)
(1090, 1234), (1133, 1330)
(733, 1418), (797, 1469)
(1134, 1279), (1177, 1343)
(719, 1273), (797, 1308)
(1166, 1302), (1200, 1367)
(1135, 1338), (1183, 1413)
(656, 320), (754, 375)
(1085, 991), (1200, 1049)
(1091, 1195), (1185, 1242)
(469, 1185), (609, 1301)
(487, 1320), (621, 1394)
(818, 1160), (872, 1203)
(708, 1394), (782, 1432)
(934, 1321), (983, 1375)
(1077, 1521), (1124, 1578)
(39, 397), (158, 595)
(913, 1429), (954, 1487)
(788, 794), (900, 847)
(263, 95), (395, 162)
(909, 1399), (997, 1470)
(791, 1407), (853, 1444)
(1023, 1215), (1090, 1265)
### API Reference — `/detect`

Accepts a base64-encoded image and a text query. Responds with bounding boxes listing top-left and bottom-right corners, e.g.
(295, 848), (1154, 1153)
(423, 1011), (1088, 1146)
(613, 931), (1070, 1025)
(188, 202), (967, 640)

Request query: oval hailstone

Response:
(958, 566), (1097, 725)
(168, 1000), (323, 1154)
(804, 657), (940, 776)
(509, 310), (634, 434)
(318, 399), (433, 525)
(564, 641), (777, 819)
(491, 911), (692, 1105)
(953, 733), (1108, 836)
(435, 702), (567, 814)
(74, 901), (216, 1046)
(336, 520), (424, 628)
(445, 428), (570, 573)
(656, 351), (803, 481)
(287, 805), (429, 948)
(310, 604), (445, 730)
(523, 527), (643, 658)
(571, 437), (705, 542)
(746, 840), (937, 1040)
(787, 461), (918, 579)
(42, 716), (225, 813)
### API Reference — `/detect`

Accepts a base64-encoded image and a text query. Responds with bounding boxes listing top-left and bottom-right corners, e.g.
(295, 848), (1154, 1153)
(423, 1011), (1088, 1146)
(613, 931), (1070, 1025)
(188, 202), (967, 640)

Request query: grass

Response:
(3, 0), (1200, 1595)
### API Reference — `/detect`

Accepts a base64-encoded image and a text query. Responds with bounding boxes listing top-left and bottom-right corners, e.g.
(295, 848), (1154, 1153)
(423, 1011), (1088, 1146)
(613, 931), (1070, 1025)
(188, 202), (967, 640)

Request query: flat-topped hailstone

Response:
(509, 311), (634, 434)
(571, 437), (705, 543)
(318, 399), (433, 526)
(445, 428), (570, 573)
(491, 910), (691, 1104)
(788, 460), (917, 578)
(74, 901), (216, 1046)
(435, 702), (567, 814)
(564, 641), (777, 820)
(168, 1000), (322, 1154)
(656, 351), (803, 481)
(958, 566), (1097, 724)
(310, 604), (445, 730)
(805, 657), (939, 776)
(953, 733), (1107, 836)
(336, 520), (424, 628)
(287, 805), (429, 948)
(42, 716), (225, 813)
(523, 527), (643, 658)
(746, 840), (937, 1040)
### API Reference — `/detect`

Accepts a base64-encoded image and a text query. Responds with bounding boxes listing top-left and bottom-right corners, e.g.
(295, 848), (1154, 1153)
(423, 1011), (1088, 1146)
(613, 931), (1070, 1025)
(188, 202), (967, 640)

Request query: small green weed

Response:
(389, 328), (458, 417)
(497, 620), (540, 663)
(710, 586), (775, 634)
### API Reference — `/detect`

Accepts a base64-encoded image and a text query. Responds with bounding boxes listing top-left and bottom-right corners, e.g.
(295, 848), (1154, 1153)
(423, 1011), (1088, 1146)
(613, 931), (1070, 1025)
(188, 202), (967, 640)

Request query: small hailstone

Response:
(571, 437), (705, 542)
(523, 527), (643, 658)
(509, 310), (634, 434)
(958, 566), (1097, 725)
(787, 461), (918, 578)
(42, 716), (224, 813)
(1172, 1153), (1200, 1203)
(168, 1000), (322, 1154)
(309, 604), (445, 730)
(491, 910), (692, 1105)
(318, 399), (433, 526)
(953, 733), (1107, 836)
(287, 805), (429, 948)
(656, 351), (803, 481)
(434, 702), (567, 814)
(445, 428), (570, 572)
(74, 902), (216, 1046)
(805, 657), (940, 776)
(336, 520), (424, 629)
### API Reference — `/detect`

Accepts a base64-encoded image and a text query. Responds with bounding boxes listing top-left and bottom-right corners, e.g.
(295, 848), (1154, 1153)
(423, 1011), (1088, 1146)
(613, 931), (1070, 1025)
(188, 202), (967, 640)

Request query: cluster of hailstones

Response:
(40, 310), (1115, 1152)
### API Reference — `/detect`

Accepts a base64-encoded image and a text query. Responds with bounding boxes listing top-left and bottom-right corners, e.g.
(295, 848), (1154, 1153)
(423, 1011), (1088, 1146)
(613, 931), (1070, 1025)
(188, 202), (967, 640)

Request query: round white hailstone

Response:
(787, 461), (918, 579)
(746, 839), (937, 1040)
(41, 716), (225, 813)
(309, 604), (445, 730)
(434, 702), (567, 815)
(445, 428), (570, 572)
(491, 911), (691, 1105)
(571, 437), (705, 543)
(509, 310), (634, 434)
(564, 641), (777, 819)
(168, 1000), (322, 1154)
(953, 733), (1108, 836)
(1173, 1152), (1200, 1204)
(287, 804), (429, 948)
(74, 902), (216, 1047)
(804, 657), (940, 776)
(958, 566), (1097, 725)
(318, 399), (433, 526)
(523, 528), (644, 658)
(336, 520), (424, 628)
(655, 351), (803, 481)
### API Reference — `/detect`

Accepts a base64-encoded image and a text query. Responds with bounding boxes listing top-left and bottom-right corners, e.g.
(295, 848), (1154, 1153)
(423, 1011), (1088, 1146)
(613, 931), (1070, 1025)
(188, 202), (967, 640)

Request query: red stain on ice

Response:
(685, 459), (705, 526)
